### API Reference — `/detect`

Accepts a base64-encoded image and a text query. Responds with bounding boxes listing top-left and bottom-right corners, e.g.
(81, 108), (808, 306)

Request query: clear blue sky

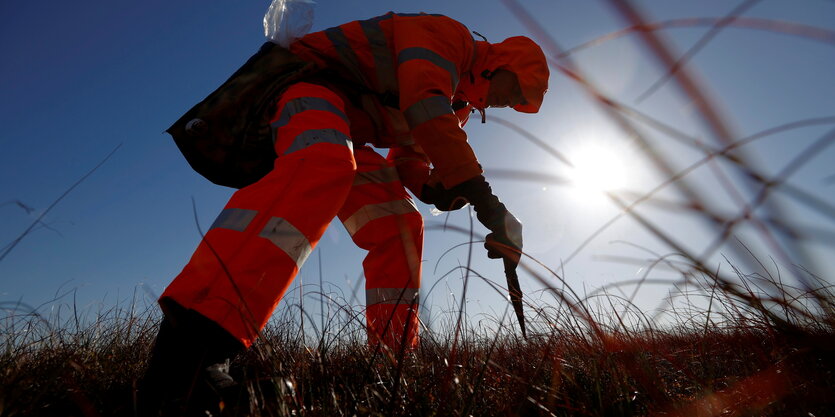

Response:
(2, 1), (834, 332)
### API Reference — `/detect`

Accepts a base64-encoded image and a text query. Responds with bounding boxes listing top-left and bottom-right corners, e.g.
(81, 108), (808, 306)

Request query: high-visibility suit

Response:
(160, 12), (549, 351)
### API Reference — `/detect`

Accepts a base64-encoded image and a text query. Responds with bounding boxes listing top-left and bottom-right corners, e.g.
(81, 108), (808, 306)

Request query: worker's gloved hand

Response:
(451, 175), (523, 263)
(420, 183), (468, 212)
(483, 210), (523, 264)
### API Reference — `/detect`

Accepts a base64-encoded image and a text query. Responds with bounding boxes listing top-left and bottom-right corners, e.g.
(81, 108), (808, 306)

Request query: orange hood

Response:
(463, 36), (550, 113)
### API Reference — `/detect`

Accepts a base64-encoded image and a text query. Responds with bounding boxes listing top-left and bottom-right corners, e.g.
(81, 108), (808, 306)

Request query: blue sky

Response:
(2, 1), (834, 332)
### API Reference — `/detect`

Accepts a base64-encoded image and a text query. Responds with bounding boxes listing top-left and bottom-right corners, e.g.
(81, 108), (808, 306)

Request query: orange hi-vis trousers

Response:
(161, 82), (423, 350)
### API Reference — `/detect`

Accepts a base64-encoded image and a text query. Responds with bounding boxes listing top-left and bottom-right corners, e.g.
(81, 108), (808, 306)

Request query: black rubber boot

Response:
(137, 300), (246, 416)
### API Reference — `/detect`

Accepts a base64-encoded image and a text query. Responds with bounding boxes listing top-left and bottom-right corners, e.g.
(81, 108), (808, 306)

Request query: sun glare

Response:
(567, 144), (627, 200)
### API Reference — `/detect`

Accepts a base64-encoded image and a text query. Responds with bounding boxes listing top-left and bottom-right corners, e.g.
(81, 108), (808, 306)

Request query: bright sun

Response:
(566, 144), (627, 200)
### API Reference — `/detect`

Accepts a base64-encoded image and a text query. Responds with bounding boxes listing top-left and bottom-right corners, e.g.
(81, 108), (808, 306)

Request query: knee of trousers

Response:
(346, 204), (424, 250)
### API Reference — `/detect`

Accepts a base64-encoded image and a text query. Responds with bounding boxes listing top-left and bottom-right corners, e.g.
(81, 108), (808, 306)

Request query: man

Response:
(140, 11), (548, 415)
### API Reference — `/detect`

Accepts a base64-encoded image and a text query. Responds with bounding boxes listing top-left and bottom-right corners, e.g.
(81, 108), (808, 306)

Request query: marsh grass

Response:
(1, 264), (834, 417)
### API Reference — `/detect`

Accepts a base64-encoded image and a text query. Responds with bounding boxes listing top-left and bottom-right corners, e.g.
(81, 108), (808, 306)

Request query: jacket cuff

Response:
(439, 161), (483, 189)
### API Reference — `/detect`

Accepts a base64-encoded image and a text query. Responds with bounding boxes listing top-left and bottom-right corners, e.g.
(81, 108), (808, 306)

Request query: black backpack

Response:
(166, 42), (318, 189)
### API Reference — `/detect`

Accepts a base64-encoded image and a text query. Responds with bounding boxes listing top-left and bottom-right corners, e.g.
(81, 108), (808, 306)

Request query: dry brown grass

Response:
(1, 270), (834, 417)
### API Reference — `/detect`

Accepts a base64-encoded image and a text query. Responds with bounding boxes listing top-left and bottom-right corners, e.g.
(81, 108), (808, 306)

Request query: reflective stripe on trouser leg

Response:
(161, 82), (355, 348)
(337, 146), (423, 350)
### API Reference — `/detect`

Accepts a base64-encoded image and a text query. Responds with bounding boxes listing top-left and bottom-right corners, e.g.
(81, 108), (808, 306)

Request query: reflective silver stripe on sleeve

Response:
(342, 199), (418, 236)
(271, 97), (349, 130)
(353, 166), (399, 186)
(397, 47), (459, 91)
(403, 96), (454, 129)
(324, 27), (367, 85)
(284, 129), (353, 155)
(367, 287), (420, 306)
(209, 208), (258, 232)
(359, 19), (397, 95)
(259, 217), (313, 268)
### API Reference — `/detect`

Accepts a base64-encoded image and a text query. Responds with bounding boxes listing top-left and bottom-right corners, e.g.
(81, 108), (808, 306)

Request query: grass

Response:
(1, 264), (834, 416)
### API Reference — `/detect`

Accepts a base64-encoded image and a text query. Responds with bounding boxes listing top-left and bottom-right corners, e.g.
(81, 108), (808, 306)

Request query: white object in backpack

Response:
(263, 0), (316, 48)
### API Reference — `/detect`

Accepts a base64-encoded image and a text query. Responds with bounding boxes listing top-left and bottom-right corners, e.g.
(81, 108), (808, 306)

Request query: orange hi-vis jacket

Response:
(161, 13), (548, 351)
(290, 12), (491, 192)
